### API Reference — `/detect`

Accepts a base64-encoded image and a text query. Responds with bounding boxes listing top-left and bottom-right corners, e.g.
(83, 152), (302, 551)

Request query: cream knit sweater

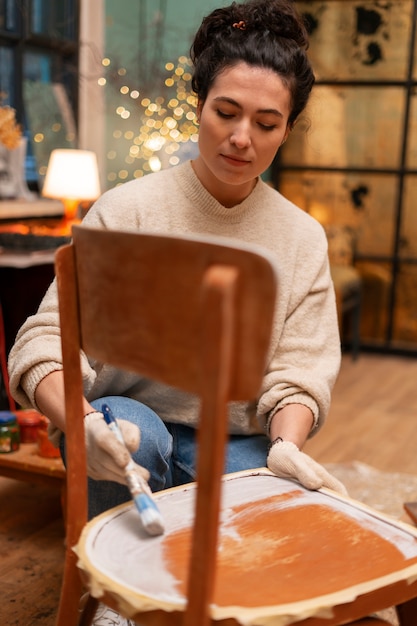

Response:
(8, 161), (341, 441)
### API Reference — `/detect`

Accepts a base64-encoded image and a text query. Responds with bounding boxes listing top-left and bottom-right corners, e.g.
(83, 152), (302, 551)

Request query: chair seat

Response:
(76, 469), (417, 625)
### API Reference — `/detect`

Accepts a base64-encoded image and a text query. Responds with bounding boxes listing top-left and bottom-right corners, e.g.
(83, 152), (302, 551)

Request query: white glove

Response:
(267, 439), (348, 496)
(84, 411), (150, 485)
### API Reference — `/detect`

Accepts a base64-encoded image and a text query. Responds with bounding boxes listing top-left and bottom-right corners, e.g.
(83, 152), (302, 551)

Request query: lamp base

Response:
(63, 198), (80, 222)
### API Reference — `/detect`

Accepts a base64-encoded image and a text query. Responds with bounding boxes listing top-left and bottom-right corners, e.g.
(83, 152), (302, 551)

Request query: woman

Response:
(9, 0), (345, 521)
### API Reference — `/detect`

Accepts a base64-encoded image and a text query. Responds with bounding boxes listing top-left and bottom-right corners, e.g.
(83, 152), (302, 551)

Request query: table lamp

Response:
(42, 149), (101, 223)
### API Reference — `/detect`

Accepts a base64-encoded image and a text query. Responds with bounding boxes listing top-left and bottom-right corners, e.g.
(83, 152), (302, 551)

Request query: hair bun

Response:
(192, 0), (309, 60)
(243, 0), (309, 49)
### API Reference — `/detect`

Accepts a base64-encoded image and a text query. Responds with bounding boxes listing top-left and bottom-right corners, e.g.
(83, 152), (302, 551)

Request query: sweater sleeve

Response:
(7, 279), (97, 410)
(256, 232), (341, 437)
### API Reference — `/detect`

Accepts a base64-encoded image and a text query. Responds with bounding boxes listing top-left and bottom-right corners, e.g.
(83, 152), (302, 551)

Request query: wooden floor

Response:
(0, 476), (64, 625)
(1, 352), (417, 625)
(304, 352), (417, 475)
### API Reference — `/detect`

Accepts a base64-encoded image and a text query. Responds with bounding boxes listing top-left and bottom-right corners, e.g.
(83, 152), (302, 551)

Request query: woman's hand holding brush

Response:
(84, 410), (149, 485)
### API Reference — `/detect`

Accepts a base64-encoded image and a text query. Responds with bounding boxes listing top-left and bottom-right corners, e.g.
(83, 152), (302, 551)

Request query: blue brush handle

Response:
(101, 403), (164, 534)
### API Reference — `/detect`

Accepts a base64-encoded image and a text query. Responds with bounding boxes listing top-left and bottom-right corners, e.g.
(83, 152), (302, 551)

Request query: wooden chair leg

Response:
(55, 548), (84, 626)
(396, 597), (417, 625)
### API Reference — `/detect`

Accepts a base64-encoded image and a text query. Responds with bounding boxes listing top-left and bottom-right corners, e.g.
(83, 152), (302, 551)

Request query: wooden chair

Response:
(55, 225), (277, 626)
(54, 225), (417, 626)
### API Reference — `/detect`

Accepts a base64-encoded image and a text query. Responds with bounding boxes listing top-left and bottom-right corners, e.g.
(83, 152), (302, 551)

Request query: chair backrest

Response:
(55, 225), (277, 626)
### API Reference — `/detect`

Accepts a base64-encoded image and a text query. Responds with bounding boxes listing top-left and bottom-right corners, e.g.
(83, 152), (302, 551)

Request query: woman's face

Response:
(193, 61), (292, 207)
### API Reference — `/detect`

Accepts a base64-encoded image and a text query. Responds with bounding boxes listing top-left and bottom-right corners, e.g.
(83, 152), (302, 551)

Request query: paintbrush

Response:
(101, 403), (164, 536)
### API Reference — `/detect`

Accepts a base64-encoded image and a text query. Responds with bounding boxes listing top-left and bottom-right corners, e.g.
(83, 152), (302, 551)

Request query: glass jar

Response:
(0, 411), (20, 453)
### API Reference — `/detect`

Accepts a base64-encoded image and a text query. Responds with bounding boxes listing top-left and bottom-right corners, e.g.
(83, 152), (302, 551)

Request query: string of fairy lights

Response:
(31, 55), (199, 187)
(101, 55), (199, 186)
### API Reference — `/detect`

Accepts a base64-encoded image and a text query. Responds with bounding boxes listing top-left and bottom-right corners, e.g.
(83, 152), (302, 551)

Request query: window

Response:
(0, 0), (79, 190)
(276, 0), (417, 355)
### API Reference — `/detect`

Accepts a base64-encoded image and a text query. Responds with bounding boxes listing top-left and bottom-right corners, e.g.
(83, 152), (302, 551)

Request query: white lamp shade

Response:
(42, 149), (101, 201)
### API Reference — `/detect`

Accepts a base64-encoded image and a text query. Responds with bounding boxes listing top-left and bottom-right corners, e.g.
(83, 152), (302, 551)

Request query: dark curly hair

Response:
(190, 0), (315, 127)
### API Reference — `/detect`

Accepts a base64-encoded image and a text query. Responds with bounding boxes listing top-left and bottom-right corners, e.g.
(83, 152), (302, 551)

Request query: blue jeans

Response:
(60, 396), (269, 519)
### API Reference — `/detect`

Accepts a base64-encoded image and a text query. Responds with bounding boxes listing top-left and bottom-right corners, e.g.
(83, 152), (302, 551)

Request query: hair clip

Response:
(232, 20), (246, 30)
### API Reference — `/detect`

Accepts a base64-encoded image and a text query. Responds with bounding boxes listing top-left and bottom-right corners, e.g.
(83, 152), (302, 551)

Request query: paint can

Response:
(16, 409), (42, 443)
(0, 411), (20, 453)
